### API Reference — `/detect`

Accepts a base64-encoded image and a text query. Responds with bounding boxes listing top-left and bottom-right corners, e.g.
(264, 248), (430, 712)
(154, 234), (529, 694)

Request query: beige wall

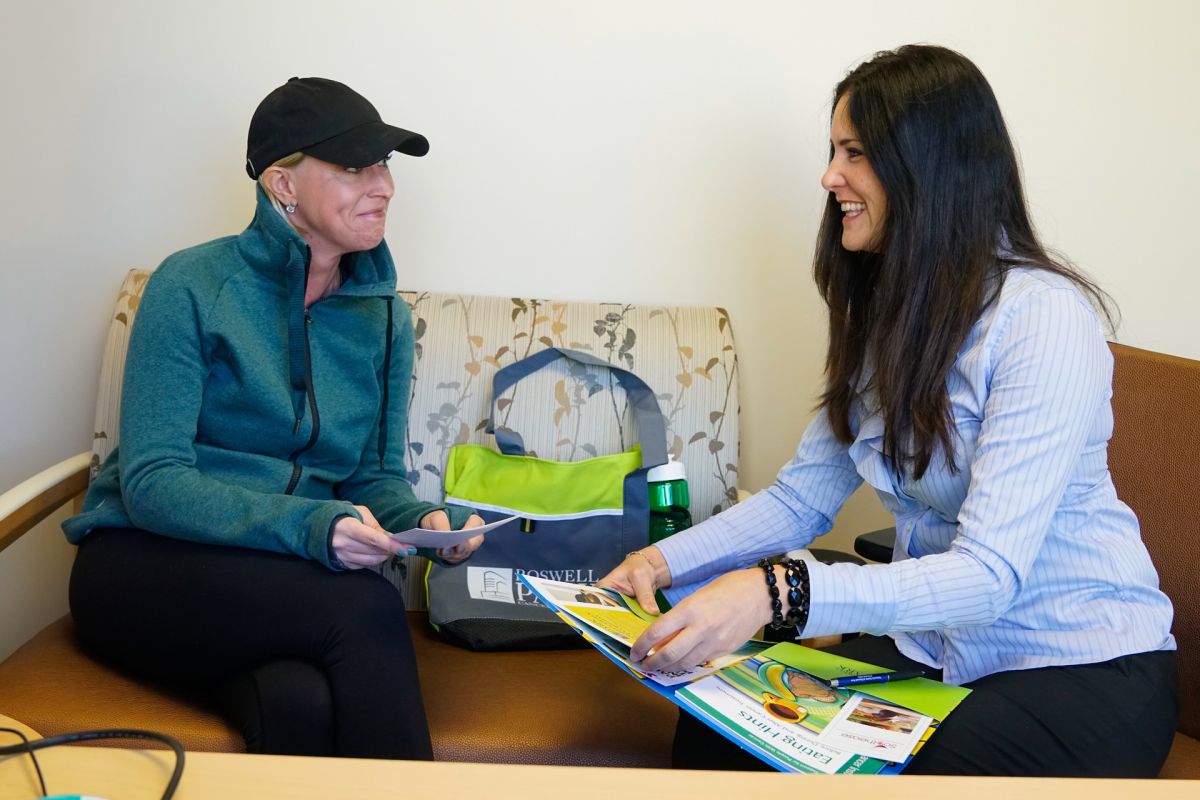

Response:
(0, 510), (76, 660)
(2, 1), (1198, 565)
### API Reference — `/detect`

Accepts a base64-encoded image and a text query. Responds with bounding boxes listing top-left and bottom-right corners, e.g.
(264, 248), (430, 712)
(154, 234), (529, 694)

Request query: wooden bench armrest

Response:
(0, 453), (91, 555)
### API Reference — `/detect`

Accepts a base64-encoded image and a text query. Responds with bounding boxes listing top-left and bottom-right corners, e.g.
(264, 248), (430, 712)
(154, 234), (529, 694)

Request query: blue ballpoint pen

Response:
(827, 669), (927, 688)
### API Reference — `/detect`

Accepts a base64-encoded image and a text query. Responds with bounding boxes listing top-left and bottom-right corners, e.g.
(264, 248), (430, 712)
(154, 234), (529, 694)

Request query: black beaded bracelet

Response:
(757, 558), (786, 629)
(782, 558), (811, 632)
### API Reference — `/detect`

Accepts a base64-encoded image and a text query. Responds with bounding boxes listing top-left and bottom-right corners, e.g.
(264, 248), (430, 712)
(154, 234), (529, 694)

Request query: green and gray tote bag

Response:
(426, 347), (668, 650)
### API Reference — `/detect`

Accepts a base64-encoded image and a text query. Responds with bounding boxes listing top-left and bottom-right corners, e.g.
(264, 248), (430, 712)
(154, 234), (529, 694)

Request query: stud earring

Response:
(285, 203), (297, 214)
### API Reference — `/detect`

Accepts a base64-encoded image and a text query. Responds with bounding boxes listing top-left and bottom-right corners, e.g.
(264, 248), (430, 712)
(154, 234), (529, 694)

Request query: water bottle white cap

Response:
(647, 455), (686, 482)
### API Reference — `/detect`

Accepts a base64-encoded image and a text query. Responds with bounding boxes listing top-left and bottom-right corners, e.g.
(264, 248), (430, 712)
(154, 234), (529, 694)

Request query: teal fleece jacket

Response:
(64, 187), (465, 569)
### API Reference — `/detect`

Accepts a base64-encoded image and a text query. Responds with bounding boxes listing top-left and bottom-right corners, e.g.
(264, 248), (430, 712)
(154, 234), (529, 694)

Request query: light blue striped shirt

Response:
(658, 268), (1175, 685)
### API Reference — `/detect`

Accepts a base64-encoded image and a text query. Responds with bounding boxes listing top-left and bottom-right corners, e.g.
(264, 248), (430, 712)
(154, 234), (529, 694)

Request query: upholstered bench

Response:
(0, 270), (739, 766)
(0, 610), (680, 765)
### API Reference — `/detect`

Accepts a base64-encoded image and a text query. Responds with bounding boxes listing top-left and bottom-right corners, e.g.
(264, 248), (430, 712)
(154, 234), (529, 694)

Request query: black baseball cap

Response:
(245, 77), (429, 179)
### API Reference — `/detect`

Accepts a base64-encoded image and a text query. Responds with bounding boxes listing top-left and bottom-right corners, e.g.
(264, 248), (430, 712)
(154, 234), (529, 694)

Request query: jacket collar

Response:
(234, 184), (401, 434)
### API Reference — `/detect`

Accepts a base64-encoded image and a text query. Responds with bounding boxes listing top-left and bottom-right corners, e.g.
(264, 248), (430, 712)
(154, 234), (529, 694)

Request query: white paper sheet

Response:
(386, 515), (517, 548)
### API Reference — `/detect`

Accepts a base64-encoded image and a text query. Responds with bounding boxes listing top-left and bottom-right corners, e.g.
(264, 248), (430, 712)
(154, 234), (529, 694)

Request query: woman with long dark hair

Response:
(601, 45), (1177, 776)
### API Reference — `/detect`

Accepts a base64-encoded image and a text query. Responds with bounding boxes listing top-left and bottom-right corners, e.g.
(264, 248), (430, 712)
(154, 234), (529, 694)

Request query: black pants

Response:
(673, 634), (1178, 776)
(69, 528), (432, 759)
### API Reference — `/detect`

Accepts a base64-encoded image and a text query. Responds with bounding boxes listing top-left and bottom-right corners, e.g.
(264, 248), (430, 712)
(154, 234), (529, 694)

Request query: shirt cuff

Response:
(800, 560), (898, 638)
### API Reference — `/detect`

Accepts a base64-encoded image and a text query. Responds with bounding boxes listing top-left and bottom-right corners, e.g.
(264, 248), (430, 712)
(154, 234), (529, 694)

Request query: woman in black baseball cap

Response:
(65, 77), (484, 759)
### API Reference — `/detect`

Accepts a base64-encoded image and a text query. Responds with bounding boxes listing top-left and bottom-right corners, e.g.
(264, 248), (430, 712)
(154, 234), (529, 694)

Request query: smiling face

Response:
(820, 95), (888, 253)
(283, 155), (396, 259)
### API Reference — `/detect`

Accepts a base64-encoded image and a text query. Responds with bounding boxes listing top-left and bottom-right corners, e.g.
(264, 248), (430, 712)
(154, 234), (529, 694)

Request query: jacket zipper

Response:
(284, 282), (323, 494)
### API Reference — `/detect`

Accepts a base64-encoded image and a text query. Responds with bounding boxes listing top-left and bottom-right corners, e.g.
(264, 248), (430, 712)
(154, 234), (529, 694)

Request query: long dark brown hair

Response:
(813, 45), (1114, 479)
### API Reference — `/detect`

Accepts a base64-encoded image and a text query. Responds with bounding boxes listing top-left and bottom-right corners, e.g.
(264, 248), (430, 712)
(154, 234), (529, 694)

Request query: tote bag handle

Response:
(485, 347), (668, 468)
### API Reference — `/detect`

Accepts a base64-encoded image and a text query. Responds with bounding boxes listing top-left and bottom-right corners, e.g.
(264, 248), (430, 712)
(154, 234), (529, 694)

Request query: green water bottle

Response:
(647, 456), (692, 544)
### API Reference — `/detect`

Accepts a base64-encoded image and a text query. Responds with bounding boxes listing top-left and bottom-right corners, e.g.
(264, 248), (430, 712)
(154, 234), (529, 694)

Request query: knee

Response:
(329, 571), (411, 635)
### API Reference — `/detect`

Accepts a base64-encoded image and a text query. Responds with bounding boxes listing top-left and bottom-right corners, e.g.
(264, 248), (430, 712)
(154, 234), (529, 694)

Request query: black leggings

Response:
(673, 633), (1178, 776)
(69, 528), (432, 759)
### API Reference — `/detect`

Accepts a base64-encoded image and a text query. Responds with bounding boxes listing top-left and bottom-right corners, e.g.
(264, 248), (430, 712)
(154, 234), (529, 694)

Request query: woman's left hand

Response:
(420, 510), (486, 564)
(630, 567), (774, 674)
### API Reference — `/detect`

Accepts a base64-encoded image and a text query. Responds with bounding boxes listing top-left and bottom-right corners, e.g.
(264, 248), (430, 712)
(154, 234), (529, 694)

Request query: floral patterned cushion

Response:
(92, 273), (740, 609)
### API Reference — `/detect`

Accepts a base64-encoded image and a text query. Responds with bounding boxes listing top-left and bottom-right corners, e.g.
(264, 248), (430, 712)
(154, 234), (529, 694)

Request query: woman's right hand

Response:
(629, 566), (773, 674)
(596, 546), (672, 615)
(330, 505), (406, 569)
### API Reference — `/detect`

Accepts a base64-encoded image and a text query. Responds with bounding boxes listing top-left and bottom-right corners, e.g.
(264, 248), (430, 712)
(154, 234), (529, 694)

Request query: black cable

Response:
(0, 727), (185, 800)
(0, 726), (48, 796)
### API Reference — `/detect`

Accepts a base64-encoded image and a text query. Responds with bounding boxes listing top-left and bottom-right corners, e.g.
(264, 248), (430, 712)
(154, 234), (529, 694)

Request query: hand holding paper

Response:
(331, 505), (406, 569)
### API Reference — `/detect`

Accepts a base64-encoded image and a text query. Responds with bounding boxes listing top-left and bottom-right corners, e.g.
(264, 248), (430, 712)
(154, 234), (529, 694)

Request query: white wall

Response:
(2, 1), (1197, 555)
(0, 511), (76, 660)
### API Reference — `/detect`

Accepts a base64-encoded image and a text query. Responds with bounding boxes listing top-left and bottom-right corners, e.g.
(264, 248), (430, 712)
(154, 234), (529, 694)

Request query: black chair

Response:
(853, 528), (897, 563)
(796, 548), (867, 567)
